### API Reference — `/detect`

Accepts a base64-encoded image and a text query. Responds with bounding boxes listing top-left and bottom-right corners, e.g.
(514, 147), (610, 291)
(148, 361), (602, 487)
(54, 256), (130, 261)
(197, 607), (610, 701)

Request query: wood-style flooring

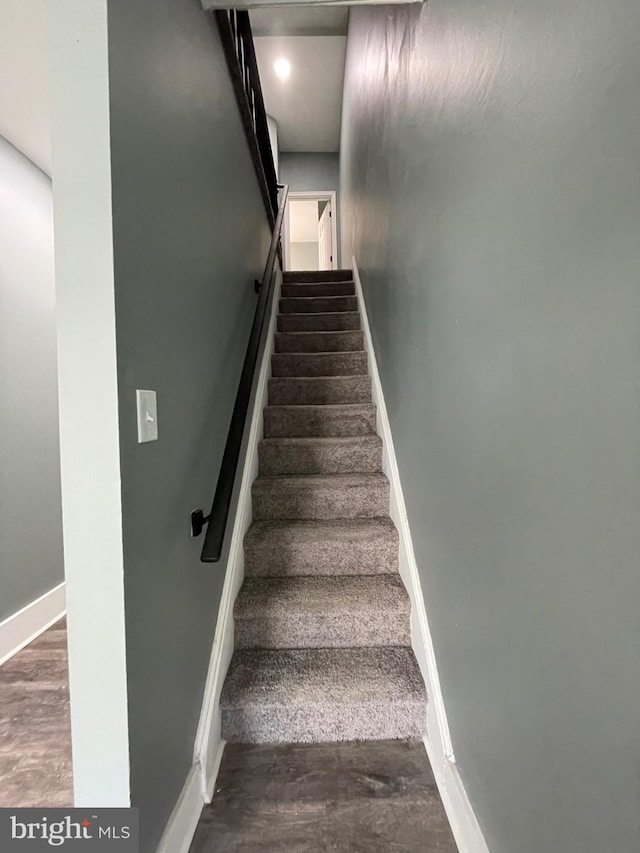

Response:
(0, 617), (73, 807)
(190, 738), (458, 853)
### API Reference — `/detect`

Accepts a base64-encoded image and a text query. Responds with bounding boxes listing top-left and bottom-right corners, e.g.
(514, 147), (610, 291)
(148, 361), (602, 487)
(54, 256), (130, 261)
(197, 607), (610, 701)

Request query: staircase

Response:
(220, 269), (427, 744)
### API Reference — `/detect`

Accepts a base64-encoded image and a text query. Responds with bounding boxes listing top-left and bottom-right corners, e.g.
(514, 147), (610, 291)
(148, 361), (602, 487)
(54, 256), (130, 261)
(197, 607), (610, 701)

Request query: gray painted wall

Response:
(279, 152), (339, 192)
(107, 1), (271, 848)
(280, 152), (341, 262)
(341, 4), (640, 853)
(0, 136), (63, 623)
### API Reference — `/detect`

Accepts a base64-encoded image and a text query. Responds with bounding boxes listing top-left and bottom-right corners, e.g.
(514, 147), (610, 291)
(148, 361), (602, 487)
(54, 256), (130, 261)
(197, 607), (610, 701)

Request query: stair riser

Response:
(284, 270), (352, 283)
(252, 481), (389, 520)
(277, 313), (361, 333)
(268, 377), (372, 406)
(235, 614), (410, 650)
(264, 405), (378, 438)
(244, 534), (399, 577)
(221, 703), (426, 744)
(275, 331), (364, 353)
(259, 442), (382, 475)
(272, 352), (368, 378)
(280, 296), (358, 314)
(281, 282), (355, 298)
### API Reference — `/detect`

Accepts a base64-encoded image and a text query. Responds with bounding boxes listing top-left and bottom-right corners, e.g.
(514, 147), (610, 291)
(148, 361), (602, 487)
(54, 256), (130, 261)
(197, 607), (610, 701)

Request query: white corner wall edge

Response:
(0, 583), (66, 666)
(352, 256), (490, 853)
(192, 271), (283, 801)
(50, 0), (130, 808)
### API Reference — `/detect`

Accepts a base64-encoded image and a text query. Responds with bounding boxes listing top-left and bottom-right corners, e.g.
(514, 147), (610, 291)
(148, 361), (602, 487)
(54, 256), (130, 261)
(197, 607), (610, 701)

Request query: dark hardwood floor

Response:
(190, 738), (458, 852)
(0, 617), (73, 807)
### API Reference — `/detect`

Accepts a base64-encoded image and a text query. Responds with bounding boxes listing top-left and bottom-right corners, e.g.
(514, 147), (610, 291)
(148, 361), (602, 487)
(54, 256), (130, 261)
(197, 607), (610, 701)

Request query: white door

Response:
(318, 202), (333, 270)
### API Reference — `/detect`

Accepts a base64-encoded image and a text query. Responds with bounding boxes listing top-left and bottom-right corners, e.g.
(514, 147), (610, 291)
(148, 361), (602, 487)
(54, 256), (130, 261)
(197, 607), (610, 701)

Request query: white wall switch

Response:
(136, 390), (158, 443)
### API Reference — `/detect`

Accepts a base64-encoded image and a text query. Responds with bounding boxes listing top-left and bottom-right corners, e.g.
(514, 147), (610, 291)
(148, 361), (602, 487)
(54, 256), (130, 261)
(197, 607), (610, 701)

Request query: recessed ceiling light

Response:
(274, 58), (291, 80)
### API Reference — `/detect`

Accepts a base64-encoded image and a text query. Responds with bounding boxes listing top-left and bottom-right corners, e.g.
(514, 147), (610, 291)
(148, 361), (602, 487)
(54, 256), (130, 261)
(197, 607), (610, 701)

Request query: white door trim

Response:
(283, 190), (338, 272)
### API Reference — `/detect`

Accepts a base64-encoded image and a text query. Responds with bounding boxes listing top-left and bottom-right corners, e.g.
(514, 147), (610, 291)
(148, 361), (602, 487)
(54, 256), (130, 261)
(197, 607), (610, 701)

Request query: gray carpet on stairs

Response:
(244, 518), (399, 577)
(272, 350), (369, 377)
(275, 330), (364, 352)
(263, 402), (378, 438)
(220, 269), (427, 745)
(268, 375), (372, 405)
(280, 294), (358, 314)
(277, 310), (361, 332)
(234, 575), (411, 649)
(281, 281), (355, 298)
(222, 648), (426, 744)
(258, 435), (383, 475)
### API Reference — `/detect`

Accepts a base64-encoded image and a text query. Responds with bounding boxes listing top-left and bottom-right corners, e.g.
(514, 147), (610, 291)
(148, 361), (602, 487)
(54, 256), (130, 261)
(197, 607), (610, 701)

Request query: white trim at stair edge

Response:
(157, 273), (282, 853)
(352, 256), (490, 853)
(155, 765), (203, 853)
(0, 582), (66, 666)
(194, 270), (282, 798)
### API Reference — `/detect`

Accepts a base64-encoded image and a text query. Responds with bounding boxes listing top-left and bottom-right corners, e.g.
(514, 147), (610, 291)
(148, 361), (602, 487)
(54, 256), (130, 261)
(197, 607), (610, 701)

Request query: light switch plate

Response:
(136, 390), (158, 443)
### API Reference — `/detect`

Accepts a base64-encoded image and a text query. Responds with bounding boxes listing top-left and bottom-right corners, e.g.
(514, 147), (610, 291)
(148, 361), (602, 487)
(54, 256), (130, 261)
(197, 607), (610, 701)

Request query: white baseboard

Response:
(352, 256), (489, 853)
(424, 735), (490, 853)
(155, 764), (205, 853)
(192, 269), (282, 803)
(0, 582), (66, 666)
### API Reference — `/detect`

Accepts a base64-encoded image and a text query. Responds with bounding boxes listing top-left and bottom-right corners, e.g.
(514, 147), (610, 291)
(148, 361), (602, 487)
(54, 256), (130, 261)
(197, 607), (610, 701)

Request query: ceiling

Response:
(250, 7), (348, 37)
(254, 35), (346, 153)
(252, 8), (348, 154)
(0, 0), (51, 176)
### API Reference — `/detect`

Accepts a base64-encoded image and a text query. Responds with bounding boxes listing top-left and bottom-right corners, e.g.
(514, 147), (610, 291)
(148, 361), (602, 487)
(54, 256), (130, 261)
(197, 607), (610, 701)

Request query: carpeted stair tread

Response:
(272, 351), (368, 378)
(259, 435), (382, 475)
(244, 518), (399, 577)
(216, 270), (428, 747)
(284, 270), (353, 283)
(220, 647), (427, 743)
(268, 375), (372, 406)
(264, 403), (378, 438)
(275, 330), (364, 353)
(278, 312), (361, 333)
(236, 575), (408, 618)
(280, 295), (358, 314)
(281, 281), (355, 298)
(252, 473), (390, 520)
(234, 575), (410, 649)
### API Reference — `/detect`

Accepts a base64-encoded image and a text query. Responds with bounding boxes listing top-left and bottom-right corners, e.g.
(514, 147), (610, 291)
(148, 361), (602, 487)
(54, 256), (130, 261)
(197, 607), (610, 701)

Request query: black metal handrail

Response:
(192, 183), (289, 562)
(215, 10), (278, 221)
